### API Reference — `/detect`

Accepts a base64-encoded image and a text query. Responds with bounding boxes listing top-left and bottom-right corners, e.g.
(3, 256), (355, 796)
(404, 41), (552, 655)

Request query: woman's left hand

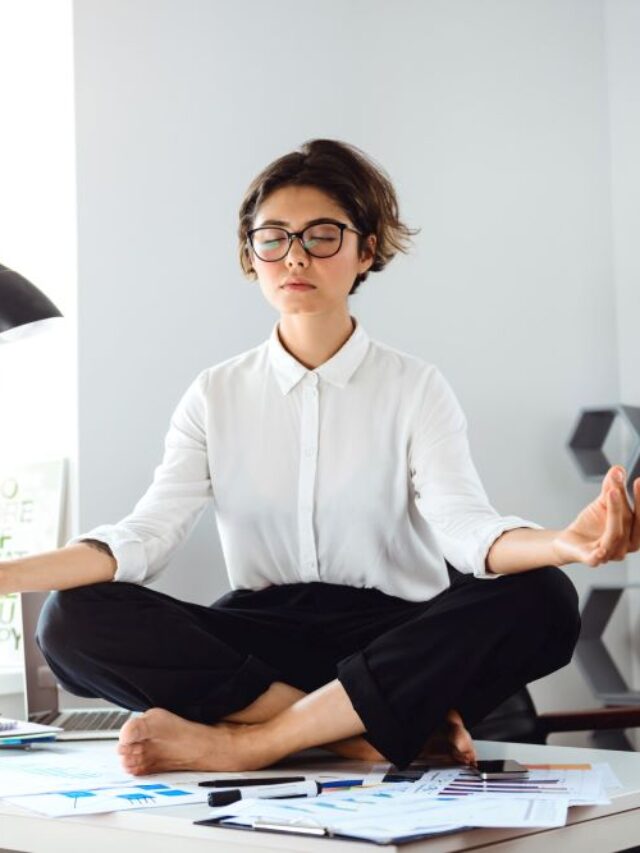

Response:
(552, 465), (640, 567)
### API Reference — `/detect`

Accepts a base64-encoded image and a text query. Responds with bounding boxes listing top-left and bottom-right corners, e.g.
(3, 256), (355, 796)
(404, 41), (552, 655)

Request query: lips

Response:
(281, 281), (316, 292)
(281, 280), (315, 288)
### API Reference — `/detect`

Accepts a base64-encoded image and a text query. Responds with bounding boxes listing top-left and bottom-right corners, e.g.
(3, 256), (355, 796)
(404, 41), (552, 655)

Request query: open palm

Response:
(552, 466), (640, 567)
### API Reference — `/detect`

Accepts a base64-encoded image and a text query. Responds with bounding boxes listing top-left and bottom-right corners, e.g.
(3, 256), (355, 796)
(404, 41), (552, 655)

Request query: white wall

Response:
(0, 0), (76, 711)
(0, 0), (76, 494)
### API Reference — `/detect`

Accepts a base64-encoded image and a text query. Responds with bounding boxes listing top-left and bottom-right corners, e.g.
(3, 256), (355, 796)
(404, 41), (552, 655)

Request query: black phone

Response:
(470, 760), (528, 780)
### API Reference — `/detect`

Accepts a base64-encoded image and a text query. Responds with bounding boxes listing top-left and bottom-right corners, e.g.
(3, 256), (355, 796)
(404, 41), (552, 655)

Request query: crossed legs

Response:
(36, 567), (580, 774)
(117, 679), (476, 775)
(223, 682), (474, 763)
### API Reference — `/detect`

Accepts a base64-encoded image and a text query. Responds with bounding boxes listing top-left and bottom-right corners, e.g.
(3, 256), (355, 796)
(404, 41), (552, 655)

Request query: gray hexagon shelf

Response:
(575, 584), (640, 705)
(567, 405), (640, 497)
(568, 404), (640, 716)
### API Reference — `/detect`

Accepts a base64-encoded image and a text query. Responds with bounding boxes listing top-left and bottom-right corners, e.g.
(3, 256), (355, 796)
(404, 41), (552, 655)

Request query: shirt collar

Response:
(268, 316), (370, 395)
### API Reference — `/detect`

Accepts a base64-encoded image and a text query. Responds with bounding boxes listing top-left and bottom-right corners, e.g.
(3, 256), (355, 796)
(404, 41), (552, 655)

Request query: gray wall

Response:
(73, 0), (624, 718)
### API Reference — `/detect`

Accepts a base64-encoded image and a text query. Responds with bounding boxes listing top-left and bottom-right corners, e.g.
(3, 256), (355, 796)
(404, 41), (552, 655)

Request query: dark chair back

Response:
(468, 688), (546, 744)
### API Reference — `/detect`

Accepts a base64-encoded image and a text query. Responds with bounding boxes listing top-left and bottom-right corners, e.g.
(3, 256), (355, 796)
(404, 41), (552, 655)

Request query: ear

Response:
(243, 243), (257, 276)
(358, 233), (377, 274)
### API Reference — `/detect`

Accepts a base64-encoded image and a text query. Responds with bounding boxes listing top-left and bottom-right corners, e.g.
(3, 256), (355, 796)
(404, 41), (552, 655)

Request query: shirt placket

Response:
(298, 372), (320, 580)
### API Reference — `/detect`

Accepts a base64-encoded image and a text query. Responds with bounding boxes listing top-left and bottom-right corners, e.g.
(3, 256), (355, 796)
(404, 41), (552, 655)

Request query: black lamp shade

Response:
(0, 263), (63, 343)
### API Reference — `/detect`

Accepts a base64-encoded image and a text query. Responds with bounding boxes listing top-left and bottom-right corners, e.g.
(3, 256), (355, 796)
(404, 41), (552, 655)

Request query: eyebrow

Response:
(254, 217), (343, 229)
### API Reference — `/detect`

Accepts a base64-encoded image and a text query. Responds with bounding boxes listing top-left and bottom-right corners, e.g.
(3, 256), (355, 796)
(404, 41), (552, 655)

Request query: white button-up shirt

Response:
(67, 316), (543, 602)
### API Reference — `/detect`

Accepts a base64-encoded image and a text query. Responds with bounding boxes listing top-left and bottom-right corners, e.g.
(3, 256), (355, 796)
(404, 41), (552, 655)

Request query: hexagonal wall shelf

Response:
(574, 584), (640, 705)
(568, 404), (640, 715)
(567, 405), (640, 497)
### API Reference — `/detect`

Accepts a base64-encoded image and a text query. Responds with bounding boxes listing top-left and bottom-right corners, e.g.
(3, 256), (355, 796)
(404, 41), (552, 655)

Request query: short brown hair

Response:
(238, 139), (418, 295)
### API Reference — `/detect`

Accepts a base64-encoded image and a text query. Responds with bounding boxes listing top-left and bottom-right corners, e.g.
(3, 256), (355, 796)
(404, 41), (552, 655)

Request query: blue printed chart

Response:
(4, 783), (206, 816)
(0, 752), (134, 797)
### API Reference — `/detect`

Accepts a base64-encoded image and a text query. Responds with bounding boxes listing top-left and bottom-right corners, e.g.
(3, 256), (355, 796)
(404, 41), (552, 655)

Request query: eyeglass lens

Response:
(251, 223), (343, 260)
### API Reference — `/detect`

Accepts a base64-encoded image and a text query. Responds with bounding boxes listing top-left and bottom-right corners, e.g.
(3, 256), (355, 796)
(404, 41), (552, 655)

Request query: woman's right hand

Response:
(0, 545), (117, 595)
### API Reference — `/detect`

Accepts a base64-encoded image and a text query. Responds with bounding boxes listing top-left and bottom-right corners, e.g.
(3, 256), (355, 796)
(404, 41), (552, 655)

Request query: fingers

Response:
(600, 466), (622, 505)
(614, 467), (633, 513)
(613, 466), (634, 560)
(593, 487), (623, 562)
(596, 480), (629, 562)
(606, 466), (629, 504)
(630, 477), (640, 552)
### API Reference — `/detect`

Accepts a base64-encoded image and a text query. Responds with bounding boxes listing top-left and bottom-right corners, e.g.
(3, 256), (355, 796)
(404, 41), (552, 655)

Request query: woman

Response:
(5, 139), (639, 776)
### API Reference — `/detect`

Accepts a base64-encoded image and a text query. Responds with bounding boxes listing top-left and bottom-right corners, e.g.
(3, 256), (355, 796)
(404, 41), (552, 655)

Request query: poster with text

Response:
(0, 459), (66, 668)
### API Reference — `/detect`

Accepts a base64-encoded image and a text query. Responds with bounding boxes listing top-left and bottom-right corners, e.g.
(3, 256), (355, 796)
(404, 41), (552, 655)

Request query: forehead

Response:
(254, 185), (348, 227)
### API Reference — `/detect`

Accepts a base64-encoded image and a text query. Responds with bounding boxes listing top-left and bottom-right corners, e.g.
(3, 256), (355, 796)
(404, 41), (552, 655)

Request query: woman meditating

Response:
(3, 139), (639, 776)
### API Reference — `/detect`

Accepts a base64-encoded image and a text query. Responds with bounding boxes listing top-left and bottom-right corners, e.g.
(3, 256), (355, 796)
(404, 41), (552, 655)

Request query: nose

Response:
(285, 237), (310, 268)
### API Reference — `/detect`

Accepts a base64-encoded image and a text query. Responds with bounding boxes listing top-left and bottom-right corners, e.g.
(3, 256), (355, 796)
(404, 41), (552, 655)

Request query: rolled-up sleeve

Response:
(409, 367), (543, 579)
(65, 369), (213, 585)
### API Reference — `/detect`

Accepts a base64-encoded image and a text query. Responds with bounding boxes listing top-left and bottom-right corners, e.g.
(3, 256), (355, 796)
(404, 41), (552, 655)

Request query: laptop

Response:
(19, 591), (133, 740)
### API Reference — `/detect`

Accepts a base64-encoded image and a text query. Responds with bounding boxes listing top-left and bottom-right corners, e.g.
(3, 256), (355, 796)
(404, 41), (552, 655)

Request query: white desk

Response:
(1, 739), (640, 852)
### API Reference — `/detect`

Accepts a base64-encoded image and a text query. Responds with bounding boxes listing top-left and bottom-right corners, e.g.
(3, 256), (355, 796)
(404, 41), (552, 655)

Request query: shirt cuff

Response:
(66, 526), (148, 584)
(473, 517), (545, 580)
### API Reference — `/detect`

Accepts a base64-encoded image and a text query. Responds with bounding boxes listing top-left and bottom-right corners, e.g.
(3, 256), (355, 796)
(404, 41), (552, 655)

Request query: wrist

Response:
(549, 530), (570, 567)
(486, 527), (569, 574)
(0, 560), (17, 595)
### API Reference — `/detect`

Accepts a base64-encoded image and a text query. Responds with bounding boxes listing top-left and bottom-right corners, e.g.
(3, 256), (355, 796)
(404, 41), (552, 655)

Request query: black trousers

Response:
(35, 563), (580, 770)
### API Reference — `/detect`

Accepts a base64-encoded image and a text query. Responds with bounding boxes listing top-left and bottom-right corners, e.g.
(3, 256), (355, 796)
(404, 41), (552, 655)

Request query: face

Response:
(248, 185), (376, 318)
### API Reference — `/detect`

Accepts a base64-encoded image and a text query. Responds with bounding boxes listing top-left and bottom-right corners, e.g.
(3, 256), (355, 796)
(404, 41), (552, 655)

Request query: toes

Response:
(443, 709), (477, 765)
(118, 736), (153, 775)
(121, 752), (152, 776)
(445, 709), (464, 727)
(124, 763), (150, 777)
(449, 729), (476, 765)
(118, 743), (144, 759)
(119, 714), (151, 747)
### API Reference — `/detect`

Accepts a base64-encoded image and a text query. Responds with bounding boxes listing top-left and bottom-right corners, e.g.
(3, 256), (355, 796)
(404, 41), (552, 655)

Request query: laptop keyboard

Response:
(31, 709), (131, 731)
(62, 710), (130, 731)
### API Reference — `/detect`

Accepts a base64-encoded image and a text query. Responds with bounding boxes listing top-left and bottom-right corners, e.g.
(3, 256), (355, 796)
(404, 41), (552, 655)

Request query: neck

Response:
(277, 310), (355, 370)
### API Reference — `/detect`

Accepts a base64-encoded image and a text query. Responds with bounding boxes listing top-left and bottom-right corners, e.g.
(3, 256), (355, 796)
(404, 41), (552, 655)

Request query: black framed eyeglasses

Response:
(247, 221), (361, 262)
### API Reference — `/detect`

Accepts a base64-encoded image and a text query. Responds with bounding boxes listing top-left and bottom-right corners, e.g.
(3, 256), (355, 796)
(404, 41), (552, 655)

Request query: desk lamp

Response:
(0, 263), (63, 343)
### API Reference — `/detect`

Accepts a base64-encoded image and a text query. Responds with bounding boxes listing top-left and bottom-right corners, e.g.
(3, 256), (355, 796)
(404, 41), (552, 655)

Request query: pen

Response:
(198, 775), (306, 788)
(320, 779), (364, 789)
(208, 780), (321, 807)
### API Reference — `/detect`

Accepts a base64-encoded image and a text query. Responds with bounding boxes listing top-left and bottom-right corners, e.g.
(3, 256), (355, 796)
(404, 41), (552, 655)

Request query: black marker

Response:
(208, 780), (321, 807)
(198, 775), (305, 788)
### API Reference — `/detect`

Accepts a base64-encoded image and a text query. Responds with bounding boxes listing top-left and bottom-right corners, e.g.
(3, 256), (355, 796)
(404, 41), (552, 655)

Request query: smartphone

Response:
(470, 760), (529, 780)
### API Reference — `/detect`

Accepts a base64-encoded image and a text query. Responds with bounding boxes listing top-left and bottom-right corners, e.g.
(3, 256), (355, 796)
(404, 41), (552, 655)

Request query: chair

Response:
(469, 687), (640, 750)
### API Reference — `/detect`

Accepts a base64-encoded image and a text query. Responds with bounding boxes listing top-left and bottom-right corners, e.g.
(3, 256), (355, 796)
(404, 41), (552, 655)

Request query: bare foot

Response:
(117, 706), (475, 775)
(418, 709), (477, 766)
(118, 708), (264, 776)
(320, 709), (476, 766)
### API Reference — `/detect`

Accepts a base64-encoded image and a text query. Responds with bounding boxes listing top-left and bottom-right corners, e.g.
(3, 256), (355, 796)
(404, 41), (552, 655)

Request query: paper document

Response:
(4, 782), (206, 817)
(409, 765), (610, 806)
(211, 787), (569, 843)
(0, 749), (134, 797)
